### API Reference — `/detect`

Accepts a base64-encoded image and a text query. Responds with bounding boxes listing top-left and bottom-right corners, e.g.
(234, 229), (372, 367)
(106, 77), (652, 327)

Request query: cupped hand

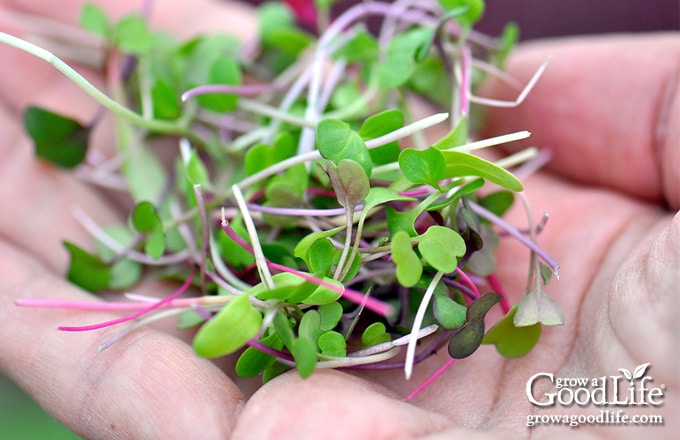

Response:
(0, 1), (678, 438)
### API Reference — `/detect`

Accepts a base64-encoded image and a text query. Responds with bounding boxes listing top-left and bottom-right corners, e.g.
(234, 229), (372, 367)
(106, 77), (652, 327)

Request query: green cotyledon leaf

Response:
(442, 150), (523, 192)
(193, 293), (262, 358)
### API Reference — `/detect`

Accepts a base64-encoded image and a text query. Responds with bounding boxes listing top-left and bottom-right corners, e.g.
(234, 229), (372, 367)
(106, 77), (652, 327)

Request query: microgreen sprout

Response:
(8, 0), (564, 397)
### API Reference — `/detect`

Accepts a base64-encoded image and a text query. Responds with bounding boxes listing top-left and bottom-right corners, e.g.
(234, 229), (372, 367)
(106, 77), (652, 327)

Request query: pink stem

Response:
(15, 296), (210, 312)
(220, 220), (394, 317)
(57, 270), (195, 332)
(486, 274), (511, 314)
(404, 357), (457, 401)
(268, 261), (393, 317)
(455, 267), (480, 298)
(458, 45), (471, 117)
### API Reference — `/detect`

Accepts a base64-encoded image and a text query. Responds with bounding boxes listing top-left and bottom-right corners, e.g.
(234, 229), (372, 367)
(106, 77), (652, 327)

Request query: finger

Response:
(231, 369), (456, 439)
(481, 34), (680, 209)
(0, 240), (245, 439)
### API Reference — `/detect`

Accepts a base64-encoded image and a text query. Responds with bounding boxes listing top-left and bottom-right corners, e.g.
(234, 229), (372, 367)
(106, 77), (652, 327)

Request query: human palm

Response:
(0, 1), (677, 438)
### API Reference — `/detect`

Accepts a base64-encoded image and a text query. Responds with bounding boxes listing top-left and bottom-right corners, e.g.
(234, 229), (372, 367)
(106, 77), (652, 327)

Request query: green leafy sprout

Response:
(6, 0), (563, 400)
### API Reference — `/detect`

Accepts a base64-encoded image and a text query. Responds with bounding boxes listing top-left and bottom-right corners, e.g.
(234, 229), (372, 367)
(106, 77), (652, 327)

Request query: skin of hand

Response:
(0, 0), (678, 438)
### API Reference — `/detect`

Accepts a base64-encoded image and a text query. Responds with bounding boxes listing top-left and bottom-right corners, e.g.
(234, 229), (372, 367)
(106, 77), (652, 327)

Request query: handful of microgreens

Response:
(4, 0), (563, 398)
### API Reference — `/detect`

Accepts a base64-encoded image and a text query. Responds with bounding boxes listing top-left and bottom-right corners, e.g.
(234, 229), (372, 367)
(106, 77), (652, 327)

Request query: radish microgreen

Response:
(7, 0), (565, 400)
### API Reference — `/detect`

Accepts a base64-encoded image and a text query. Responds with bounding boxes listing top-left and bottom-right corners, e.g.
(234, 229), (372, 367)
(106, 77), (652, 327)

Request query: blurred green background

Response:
(0, 374), (80, 440)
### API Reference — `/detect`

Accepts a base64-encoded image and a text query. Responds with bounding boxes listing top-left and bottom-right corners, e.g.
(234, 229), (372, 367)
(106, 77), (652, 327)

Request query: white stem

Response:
(231, 185), (275, 289)
(453, 130), (531, 152)
(405, 271), (444, 380)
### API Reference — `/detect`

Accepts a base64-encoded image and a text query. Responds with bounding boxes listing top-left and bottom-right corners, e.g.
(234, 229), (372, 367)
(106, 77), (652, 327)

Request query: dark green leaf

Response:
(63, 241), (111, 292)
(262, 179), (304, 227)
(23, 106), (90, 169)
(467, 291), (502, 322)
(448, 318), (485, 358)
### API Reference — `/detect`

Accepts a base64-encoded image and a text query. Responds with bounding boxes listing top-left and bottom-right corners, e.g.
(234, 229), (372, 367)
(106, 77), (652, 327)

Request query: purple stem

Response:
(181, 83), (284, 102)
(468, 201), (560, 275)
(246, 203), (360, 217)
(342, 329), (449, 371)
(440, 278), (477, 301)
(246, 339), (294, 362)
